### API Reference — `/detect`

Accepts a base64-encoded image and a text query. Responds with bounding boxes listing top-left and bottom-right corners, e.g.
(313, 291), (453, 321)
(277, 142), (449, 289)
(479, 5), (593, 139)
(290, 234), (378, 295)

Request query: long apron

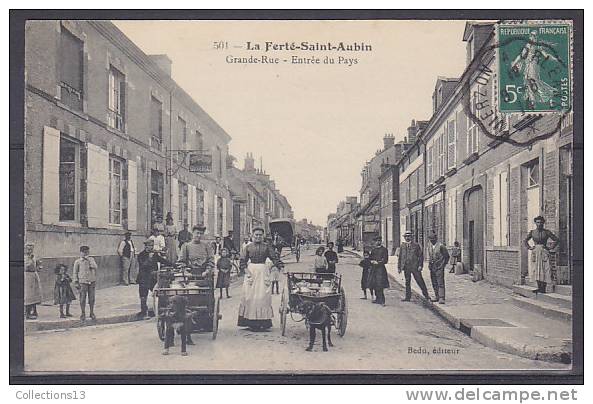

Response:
(237, 263), (273, 323)
(530, 245), (552, 284)
(24, 271), (42, 305)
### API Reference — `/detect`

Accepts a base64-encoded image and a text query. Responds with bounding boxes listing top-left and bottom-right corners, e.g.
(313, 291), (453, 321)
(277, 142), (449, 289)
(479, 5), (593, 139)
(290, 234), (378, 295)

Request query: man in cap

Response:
(427, 230), (449, 304)
(136, 238), (172, 318)
(368, 236), (389, 306)
(117, 231), (136, 285)
(398, 230), (431, 302)
(178, 225), (214, 277)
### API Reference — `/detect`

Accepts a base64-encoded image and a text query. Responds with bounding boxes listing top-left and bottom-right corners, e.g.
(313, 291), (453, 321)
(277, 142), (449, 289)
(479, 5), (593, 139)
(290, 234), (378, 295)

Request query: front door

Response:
(465, 187), (484, 273)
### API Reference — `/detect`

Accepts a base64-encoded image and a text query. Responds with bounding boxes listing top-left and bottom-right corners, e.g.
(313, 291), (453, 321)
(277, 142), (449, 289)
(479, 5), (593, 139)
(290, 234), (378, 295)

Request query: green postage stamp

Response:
(498, 22), (572, 113)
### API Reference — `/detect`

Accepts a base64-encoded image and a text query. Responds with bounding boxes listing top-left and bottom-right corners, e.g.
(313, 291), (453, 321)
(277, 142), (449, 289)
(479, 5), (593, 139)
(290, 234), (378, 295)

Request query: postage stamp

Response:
(497, 22), (572, 114)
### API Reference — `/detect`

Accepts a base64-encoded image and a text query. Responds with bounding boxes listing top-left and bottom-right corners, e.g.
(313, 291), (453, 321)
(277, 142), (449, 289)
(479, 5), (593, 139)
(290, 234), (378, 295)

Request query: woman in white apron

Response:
(238, 227), (284, 330)
(523, 216), (559, 293)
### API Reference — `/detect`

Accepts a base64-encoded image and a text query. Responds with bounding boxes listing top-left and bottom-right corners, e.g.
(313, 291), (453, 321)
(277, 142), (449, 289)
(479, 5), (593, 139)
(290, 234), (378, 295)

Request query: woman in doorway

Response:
(164, 212), (178, 264)
(238, 227), (284, 330)
(523, 216), (559, 293)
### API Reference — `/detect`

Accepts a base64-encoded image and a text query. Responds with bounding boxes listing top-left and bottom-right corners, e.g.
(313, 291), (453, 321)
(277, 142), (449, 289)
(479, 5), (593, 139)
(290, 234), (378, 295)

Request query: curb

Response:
(386, 271), (571, 364)
(25, 275), (244, 335)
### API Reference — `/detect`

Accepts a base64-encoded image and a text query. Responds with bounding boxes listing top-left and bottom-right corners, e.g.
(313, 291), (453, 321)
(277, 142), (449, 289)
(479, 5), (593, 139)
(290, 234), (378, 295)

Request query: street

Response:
(24, 249), (566, 372)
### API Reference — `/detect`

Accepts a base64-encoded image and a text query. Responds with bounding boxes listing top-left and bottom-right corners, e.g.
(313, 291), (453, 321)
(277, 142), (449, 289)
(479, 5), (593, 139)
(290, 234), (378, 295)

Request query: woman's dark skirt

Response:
(216, 270), (231, 288)
(237, 316), (272, 329)
(361, 268), (370, 290)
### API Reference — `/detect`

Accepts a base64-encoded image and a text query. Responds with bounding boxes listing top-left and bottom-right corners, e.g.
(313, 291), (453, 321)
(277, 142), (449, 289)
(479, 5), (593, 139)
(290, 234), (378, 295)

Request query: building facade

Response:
(25, 20), (234, 299)
(408, 21), (574, 288)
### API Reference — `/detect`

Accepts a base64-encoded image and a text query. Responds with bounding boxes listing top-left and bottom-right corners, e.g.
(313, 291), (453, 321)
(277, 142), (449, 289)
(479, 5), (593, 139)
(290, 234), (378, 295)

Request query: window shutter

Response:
(42, 126), (61, 225)
(222, 196), (227, 235)
(87, 143), (110, 228)
(492, 174), (501, 245)
(213, 195), (218, 236)
(171, 177), (179, 225)
(448, 120), (456, 169)
(203, 189), (209, 234)
(127, 160), (137, 230)
(500, 170), (509, 245)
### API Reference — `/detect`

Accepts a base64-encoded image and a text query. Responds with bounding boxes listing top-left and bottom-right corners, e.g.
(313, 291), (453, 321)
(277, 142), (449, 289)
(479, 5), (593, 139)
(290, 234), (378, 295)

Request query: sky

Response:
(114, 20), (468, 227)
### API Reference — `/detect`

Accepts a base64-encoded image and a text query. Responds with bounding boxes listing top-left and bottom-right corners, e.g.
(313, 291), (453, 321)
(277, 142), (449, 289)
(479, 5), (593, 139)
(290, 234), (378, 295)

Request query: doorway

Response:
(464, 187), (484, 273)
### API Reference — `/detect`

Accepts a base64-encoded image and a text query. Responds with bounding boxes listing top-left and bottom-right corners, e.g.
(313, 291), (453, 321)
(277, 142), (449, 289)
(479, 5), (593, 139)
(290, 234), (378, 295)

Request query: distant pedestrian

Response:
(523, 216), (559, 293)
(117, 232), (137, 285)
(137, 239), (171, 319)
(427, 231), (449, 304)
(73, 245), (98, 321)
(53, 264), (75, 318)
(212, 236), (223, 266)
(24, 243), (42, 320)
(337, 238), (344, 253)
(178, 222), (192, 250)
(324, 242), (339, 274)
(216, 248), (232, 299)
(164, 212), (178, 264)
(149, 227), (166, 255)
(223, 230), (235, 254)
(398, 231), (431, 302)
(368, 236), (389, 306)
(448, 241), (461, 273)
(358, 250), (373, 300)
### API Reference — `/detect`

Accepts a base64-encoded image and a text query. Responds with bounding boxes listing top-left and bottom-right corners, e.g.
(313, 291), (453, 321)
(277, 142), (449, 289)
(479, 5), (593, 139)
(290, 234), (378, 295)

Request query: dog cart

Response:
(153, 264), (221, 340)
(278, 272), (348, 337)
(269, 218), (300, 263)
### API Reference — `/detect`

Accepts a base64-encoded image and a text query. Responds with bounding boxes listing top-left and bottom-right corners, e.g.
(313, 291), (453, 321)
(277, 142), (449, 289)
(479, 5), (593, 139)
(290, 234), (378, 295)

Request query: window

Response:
(216, 196), (224, 236)
(196, 188), (205, 225)
(217, 146), (223, 178)
(467, 85), (480, 155)
(150, 170), (164, 228)
(527, 160), (540, 188)
(447, 119), (456, 170)
(178, 181), (188, 227)
(59, 137), (79, 221)
(150, 97), (163, 150)
(196, 131), (204, 151)
(427, 145), (433, 184)
(108, 66), (125, 131)
(109, 157), (124, 224)
(59, 28), (84, 111)
(179, 117), (187, 145)
(493, 171), (509, 246)
(439, 134), (445, 177)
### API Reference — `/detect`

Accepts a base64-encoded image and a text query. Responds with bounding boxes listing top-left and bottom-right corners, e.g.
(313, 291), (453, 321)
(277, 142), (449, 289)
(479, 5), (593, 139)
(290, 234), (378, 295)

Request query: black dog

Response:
(162, 295), (194, 356)
(301, 301), (334, 352)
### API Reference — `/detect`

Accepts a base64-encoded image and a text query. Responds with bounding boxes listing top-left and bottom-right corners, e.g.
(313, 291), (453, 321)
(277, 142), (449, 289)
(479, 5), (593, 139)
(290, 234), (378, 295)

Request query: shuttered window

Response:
(178, 180), (189, 228)
(197, 188), (205, 226)
(150, 97), (163, 150)
(447, 119), (456, 169)
(59, 137), (78, 221)
(59, 29), (83, 111)
(108, 66), (125, 131)
(493, 171), (510, 246)
(109, 157), (124, 225)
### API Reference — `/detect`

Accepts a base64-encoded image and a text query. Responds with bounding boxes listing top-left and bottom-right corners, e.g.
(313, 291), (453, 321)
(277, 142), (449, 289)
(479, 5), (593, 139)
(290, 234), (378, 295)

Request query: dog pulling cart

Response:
(153, 264), (221, 340)
(278, 272), (348, 337)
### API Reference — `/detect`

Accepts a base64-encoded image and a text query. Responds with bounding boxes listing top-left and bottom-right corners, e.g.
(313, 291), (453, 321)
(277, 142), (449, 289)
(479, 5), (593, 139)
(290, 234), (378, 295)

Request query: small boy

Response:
(449, 241), (461, 273)
(73, 245), (98, 321)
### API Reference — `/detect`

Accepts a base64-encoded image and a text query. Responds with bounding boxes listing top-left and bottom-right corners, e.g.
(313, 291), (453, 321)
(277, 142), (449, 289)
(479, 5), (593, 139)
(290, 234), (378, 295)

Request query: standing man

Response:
(368, 236), (390, 306)
(398, 231), (431, 302)
(73, 246), (98, 321)
(223, 230), (235, 253)
(427, 231), (449, 304)
(136, 239), (171, 319)
(178, 222), (192, 250)
(324, 242), (339, 275)
(117, 232), (136, 286)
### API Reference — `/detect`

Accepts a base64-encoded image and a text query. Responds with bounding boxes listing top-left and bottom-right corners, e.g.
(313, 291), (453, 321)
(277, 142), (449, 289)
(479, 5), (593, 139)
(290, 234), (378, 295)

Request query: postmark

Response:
(461, 20), (573, 148)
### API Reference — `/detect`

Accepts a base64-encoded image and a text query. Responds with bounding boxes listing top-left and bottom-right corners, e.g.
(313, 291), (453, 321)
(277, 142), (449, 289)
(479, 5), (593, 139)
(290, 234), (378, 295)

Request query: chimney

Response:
(244, 152), (255, 172)
(383, 133), (395, 150)
(149, 54), (172, 77)
(407, 120), (419, 144)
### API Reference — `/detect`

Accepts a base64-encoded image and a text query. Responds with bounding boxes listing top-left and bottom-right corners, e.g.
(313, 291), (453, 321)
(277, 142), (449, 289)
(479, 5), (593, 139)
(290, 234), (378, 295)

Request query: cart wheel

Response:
(337, 287), (348, 337)
(212, 298), (220, 340)
(279, 288), (288, 336)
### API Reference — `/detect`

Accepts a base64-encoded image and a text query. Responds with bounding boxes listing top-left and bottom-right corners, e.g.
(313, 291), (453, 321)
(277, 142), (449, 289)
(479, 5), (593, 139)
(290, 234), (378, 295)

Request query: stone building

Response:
(25, 20), (233, 299)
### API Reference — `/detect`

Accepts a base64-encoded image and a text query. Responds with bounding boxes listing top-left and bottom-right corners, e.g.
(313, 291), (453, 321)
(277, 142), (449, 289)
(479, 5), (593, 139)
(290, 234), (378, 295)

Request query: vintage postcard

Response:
(12, 11), (581, 378)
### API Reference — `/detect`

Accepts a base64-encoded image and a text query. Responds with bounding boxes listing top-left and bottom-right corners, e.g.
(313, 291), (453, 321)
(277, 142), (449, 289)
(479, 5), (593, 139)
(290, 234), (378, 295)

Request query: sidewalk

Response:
(344, 248), (572, 364)
(25, 272), (241, 335)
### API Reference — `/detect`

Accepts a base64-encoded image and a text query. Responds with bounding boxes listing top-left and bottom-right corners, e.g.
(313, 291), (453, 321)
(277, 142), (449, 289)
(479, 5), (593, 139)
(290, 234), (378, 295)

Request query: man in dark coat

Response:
(324, 242), (339, 274)
(223, 230), (235, 253)
(427, 230), (449, 304)
(136, 239), (171, 318)
(398, 231), (431, 302)
(368, 236), (390, 306)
